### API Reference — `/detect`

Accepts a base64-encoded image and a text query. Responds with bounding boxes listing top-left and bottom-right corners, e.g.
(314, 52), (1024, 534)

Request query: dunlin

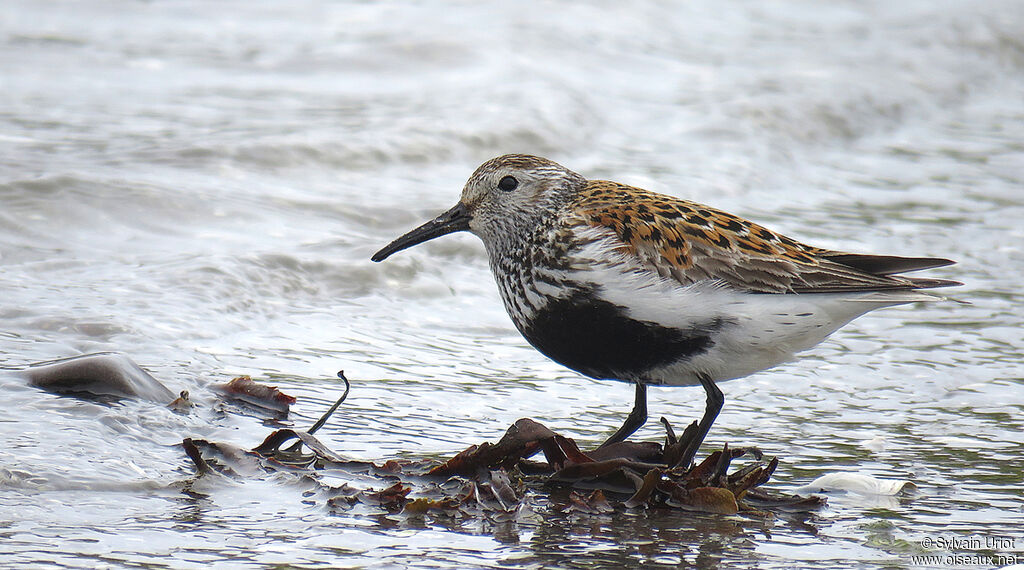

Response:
(372, 154), (959, 466)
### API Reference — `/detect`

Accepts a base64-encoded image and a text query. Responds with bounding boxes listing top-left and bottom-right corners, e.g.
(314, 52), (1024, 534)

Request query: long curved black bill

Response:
(371, 203), (471, 262)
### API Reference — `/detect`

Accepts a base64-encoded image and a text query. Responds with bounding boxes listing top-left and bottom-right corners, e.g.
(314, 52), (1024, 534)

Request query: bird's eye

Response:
(497, 175), (519, 192)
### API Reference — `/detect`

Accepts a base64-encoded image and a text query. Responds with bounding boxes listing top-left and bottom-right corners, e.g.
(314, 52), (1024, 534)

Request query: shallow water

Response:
(2, 0), (1023, 567)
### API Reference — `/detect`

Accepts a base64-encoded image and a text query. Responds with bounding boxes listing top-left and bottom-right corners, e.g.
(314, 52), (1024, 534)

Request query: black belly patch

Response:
(518, 287), (721, 380)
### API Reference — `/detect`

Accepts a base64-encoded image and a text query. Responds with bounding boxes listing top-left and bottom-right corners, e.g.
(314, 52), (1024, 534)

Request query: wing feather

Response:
(571, 181), (960, 294)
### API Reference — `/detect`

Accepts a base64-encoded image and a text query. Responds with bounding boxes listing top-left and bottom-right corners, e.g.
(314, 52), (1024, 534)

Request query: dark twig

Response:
(286, 371), (351, 453)
(308, 371), (351, 435)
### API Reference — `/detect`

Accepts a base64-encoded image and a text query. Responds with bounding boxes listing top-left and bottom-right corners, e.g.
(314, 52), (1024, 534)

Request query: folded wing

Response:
(573, 181), (961, 294)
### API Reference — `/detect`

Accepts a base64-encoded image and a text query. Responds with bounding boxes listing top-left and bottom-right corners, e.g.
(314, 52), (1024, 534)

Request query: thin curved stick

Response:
(308, 370), (351, 435)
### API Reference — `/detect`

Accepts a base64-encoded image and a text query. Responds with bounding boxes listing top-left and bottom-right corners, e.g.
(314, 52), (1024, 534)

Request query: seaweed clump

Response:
(182, 372), (824, 519)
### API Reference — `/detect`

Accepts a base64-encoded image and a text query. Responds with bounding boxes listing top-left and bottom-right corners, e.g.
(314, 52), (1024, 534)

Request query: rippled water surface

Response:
(2, 1), (1023, 568)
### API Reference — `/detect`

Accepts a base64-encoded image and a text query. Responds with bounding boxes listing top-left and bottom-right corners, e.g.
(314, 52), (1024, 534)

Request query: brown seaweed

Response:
(182, 372), (824, 518)
(214, 375), (297, 413)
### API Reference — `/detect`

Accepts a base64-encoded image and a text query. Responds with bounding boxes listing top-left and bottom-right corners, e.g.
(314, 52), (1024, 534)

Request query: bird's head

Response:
(371, 154), (584, 262)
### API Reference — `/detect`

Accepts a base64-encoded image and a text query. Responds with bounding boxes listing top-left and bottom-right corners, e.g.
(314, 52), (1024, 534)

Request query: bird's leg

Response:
(598, 382), (647, 448)
(675, 373), (724, 469)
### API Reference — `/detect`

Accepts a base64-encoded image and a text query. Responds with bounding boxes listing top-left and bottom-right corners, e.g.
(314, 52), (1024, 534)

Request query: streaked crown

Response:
(460, 154), (585, 245)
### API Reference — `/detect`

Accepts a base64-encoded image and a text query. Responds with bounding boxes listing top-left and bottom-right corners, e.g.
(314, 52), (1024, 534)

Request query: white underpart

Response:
(566, 226), (937, 387)
(531, 274), (567, 298)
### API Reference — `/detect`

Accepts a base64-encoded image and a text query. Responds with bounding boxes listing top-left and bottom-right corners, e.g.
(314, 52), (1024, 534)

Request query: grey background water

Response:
(2, 1), (1022, 568)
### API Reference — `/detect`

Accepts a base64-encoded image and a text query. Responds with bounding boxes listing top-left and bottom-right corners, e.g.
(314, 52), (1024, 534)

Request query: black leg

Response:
(676, 373), (724, 469)
(598, 382), (647, 448)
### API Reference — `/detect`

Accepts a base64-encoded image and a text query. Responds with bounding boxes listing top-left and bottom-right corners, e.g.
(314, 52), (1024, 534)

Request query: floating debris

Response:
(214, 375), (297, 413)
(168, 390), (194, 413)
(17, 352), (175, 402)
(181, 372), (825, 518)
(796, 472), (914, 496)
